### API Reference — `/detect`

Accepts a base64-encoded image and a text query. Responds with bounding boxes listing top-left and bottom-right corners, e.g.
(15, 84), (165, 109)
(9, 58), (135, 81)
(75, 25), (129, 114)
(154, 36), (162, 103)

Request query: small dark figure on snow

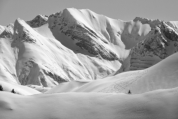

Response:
(128, 90), (131, 94)
(0, 85), (3, 91)
(11, 89), (16, 94)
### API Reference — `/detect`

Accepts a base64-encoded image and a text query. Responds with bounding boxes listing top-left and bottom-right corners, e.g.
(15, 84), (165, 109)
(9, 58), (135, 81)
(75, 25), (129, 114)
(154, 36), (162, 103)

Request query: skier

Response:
(11, 89), (16, 94)
(128, 90), (131, 94)
(0, 85), (3, 91)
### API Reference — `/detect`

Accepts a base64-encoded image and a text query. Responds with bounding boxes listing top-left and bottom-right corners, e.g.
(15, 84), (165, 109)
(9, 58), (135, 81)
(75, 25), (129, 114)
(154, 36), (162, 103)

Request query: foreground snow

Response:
(0, 87), (178, 119)
(0, 80), (40, 95)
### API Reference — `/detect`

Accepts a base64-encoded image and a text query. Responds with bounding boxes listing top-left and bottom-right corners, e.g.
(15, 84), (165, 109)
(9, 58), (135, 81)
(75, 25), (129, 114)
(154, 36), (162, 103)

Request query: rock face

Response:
(133, 17), (162, 28)
(129, 22), (178, 70)
(26, 15), (48, 28)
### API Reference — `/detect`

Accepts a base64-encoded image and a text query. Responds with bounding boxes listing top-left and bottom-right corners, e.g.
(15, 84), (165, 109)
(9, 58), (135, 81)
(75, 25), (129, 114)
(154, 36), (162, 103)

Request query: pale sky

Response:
(0, 0), (178, 26)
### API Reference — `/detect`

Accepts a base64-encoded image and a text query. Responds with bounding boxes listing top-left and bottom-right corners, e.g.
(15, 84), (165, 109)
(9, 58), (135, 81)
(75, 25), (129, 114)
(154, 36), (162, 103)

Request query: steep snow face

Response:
(1, 88), (178, 119)
(129, 22), (178, 70)
(12, 18), (93, 87)
(47, 52), (178, 94)
(26, 15), (48, 28)
(0, 24), (17, 84)
(0, 37), (17, 83)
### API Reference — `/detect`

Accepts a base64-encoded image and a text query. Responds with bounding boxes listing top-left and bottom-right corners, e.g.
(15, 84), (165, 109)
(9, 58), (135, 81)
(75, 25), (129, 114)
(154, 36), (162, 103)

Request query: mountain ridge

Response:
(0, 7), (178, 92)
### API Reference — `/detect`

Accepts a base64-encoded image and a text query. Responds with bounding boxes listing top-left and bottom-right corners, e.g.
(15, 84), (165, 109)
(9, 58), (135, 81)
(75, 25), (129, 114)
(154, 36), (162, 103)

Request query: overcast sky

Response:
(0, 0), (178, 25)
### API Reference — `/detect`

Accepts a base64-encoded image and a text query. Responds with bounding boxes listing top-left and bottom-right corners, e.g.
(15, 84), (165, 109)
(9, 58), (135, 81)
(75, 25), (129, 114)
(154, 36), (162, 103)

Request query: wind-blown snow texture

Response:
(0, 8), (178, 119)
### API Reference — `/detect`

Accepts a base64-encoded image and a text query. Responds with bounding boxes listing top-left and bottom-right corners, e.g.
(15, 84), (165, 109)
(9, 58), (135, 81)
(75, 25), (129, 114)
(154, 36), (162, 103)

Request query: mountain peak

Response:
(13, 18), (43, 45)
(0, 23), (14, 38)
(26, 14), (48, 28)
(133, 17), (163, 28)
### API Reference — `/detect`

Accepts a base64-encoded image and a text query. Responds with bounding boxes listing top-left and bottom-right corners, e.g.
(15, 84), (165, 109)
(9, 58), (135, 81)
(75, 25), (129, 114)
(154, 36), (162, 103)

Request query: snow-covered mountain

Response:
(0, 7), (177, 91)
(1, 7), (178, 119)
(0, 7), (178, 90)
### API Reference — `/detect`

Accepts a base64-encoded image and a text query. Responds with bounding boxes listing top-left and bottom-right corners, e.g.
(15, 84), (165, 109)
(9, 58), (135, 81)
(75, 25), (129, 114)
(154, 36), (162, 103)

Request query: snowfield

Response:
(1, 87), (178, 119)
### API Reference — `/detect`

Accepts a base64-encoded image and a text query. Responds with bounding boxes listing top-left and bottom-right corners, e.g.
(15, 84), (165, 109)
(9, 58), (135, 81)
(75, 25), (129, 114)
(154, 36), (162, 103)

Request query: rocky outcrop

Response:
(26, 15), (48, 28)
(133, 17), (162, 28)
(129, 22), (178, 70)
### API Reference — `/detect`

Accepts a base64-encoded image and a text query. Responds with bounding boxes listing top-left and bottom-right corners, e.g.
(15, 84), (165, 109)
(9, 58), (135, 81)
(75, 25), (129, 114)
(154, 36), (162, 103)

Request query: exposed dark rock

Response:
(43, 70), (67, 83)
(26, 15), (48, 28)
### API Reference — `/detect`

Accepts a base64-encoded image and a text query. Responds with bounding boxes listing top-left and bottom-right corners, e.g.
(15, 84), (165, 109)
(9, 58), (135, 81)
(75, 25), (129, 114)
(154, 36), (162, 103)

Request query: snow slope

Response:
(34, 23), (120, 79)
(1, 87), (178, 119)
(12, 18), (93, 87)
(0, 24), (17, 84)
(0, 80), (40, 95)
(47, 52), (178, 94)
